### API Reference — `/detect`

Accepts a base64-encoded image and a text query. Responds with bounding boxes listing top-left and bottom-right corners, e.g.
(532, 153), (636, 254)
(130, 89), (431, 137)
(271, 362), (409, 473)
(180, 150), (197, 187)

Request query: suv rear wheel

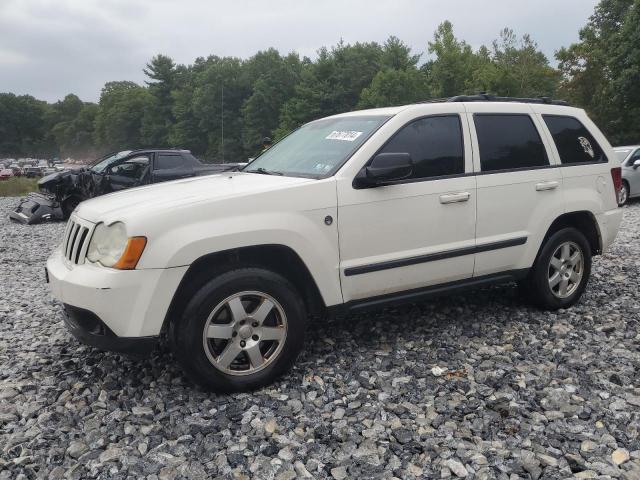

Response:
(170, 268), (307, 392)
(522, 227), (592, 310)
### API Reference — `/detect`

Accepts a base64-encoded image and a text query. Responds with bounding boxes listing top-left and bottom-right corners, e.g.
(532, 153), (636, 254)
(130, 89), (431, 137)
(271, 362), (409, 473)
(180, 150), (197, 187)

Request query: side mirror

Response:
(353, 153), (413, 188)
(633, 159), (640, 169)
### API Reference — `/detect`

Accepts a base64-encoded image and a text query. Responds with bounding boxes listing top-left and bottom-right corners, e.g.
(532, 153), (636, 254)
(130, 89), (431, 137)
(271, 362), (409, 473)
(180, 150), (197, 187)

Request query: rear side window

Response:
(543, 115), (607, 164)
(474, 114), (548, 172)
(378, 115), (464, 180)
(156, 154), (186, 170)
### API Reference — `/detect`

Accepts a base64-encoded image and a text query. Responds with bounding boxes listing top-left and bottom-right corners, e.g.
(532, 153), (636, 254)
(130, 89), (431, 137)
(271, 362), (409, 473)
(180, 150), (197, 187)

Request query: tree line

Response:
(1, 0), (638, 163)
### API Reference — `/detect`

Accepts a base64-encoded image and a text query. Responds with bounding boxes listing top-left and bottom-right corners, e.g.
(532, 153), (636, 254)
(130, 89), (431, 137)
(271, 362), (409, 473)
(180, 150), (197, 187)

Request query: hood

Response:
(75, 172), (314, 223)
(38, 170), (68, 190)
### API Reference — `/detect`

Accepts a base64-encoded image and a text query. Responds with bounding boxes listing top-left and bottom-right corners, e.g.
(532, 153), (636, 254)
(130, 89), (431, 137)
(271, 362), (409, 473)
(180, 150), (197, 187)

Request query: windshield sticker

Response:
(578, 136), (595, 158)
(325, 130), (363, 142)
(314, 163), (332, 172)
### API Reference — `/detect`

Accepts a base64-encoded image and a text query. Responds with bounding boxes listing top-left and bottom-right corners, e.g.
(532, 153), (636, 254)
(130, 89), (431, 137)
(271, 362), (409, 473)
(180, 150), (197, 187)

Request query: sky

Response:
(0, 0), (599, 103)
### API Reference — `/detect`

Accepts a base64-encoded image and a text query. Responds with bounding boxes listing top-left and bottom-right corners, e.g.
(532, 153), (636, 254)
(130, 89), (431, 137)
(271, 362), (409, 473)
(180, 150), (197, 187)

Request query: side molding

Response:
(344, 237), (527, 277)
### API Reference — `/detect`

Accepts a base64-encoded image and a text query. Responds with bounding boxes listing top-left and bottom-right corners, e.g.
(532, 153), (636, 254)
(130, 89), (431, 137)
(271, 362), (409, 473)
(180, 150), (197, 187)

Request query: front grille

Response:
(62, 216), (94, 265)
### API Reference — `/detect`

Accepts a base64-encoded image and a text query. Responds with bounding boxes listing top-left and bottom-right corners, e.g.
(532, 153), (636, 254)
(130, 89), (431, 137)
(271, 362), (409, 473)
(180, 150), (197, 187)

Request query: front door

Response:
(337, 112), (476, 302)
(107, 155), (151, 191)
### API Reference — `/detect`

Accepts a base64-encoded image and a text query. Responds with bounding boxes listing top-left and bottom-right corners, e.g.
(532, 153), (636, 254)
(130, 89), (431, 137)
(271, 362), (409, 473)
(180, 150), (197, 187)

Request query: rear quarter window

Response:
(156, 154), (186, 170)
(543, 115), (607, 164)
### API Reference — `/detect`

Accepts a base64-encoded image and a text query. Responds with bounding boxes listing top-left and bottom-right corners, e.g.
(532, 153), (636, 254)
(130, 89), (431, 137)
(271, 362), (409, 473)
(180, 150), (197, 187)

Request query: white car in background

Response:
(614, 145), (640, 205)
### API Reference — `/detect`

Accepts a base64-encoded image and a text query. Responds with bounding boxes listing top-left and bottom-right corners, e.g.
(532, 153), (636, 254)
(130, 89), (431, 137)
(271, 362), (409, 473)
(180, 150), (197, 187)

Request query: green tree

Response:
(141, 54), (178, 146)
(425, 21), (478, 97)
(94, 81), (151, 151)
(487, 29), (560, 97)
(51, 103), (98, 158)
(358, 69), (429, 108)
(189, 56), (252, 161)
(241, 50), (302, 153)
(0, 93), (51, 156)
(277, 41), (384, 135)
(557, 0), (640, 144)
(358, 37), (428, 108)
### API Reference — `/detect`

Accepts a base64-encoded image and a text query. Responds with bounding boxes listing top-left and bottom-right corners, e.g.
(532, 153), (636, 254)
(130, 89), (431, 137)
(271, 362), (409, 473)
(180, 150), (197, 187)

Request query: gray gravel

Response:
(1, 196), (640, 480)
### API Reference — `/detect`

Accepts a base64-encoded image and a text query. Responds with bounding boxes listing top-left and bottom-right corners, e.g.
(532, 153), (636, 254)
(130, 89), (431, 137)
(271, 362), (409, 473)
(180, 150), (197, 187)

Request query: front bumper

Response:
(46, 248), (188, 342)
(63, 304), (157, 355)
(9, 192), (64, 225)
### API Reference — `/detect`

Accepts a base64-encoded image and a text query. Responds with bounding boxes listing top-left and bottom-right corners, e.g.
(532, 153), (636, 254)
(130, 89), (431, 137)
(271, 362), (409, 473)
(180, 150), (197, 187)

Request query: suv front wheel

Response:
(522, 227), (592, 310)
(170, 268), (307, 392)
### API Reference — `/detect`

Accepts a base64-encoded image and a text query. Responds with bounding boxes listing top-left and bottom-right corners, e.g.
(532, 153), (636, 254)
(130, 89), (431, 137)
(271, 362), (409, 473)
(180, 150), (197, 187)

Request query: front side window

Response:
(474, 114), (548, 172)
(243, 115), (390, 178)
(90, 150), (133, 173)
(377, 115), (464, 180)
(109, 156), (149, 179)
(543, 115), (607, 164)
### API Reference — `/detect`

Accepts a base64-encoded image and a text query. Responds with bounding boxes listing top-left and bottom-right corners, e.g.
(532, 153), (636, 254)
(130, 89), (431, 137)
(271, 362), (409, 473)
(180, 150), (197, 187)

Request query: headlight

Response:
(87, 222), (146, 269)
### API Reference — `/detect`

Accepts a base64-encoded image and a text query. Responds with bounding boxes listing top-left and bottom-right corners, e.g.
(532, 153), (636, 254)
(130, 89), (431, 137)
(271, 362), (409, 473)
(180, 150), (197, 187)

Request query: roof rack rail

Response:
(418, 93), (569, 106)
(446, 93), (569, 106)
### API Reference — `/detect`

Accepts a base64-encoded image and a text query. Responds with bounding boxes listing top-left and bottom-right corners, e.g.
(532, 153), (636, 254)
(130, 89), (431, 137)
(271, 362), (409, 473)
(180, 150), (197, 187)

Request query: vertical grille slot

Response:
(72, 227), (89, 264)
(62, 217), (94, 265)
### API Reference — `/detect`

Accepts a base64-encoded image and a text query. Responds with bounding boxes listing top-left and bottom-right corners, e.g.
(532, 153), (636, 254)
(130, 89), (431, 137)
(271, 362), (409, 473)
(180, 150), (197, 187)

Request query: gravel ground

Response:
(1, 196), (639, 480)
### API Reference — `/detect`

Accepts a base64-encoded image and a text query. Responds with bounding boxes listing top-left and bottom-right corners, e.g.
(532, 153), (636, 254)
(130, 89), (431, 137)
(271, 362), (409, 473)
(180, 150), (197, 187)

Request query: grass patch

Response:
(0, 177), (39, 197)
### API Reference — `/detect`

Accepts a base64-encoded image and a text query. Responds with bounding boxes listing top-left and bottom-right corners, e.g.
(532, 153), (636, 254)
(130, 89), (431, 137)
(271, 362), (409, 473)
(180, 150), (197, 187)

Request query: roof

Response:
(128, 148), (191, 154)
(327, 95), (575, 120)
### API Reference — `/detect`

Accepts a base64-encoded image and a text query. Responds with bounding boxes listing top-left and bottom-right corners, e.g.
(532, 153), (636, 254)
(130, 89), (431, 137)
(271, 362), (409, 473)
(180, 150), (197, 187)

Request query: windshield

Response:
(615, 149), (633, 162)
(90, 151), (133, 173)
(243, 115), (391, 178)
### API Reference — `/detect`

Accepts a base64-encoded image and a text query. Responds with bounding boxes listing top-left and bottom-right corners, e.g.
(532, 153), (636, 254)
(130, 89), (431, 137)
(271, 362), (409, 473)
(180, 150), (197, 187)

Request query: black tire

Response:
(170, 267), (307, 392)
(619, 181), (630, 206)
(521, 227), (592, 310)
(62, 196), (81, 218)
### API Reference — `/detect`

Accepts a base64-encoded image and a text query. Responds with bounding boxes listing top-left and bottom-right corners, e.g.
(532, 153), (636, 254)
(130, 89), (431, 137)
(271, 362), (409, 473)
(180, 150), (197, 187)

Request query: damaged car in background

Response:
(10, 149), (245, 224)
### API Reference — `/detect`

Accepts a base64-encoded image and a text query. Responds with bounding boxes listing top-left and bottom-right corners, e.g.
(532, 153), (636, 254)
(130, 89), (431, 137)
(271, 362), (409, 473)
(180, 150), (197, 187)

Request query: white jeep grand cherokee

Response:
(47, 95), (623, 391)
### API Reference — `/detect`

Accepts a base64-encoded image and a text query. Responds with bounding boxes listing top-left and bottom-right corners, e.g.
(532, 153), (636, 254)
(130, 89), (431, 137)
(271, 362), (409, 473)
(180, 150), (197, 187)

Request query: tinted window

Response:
(156, 154), (186, 170)
(474, 114), (548, 172)
(378, 115), (464, 180)
(543, 115), (607, 164)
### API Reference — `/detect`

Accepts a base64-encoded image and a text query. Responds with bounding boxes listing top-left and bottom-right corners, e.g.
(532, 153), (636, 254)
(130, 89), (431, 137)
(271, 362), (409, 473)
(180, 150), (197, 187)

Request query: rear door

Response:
(152, 152), (196, 182)
(466, 103), (564, 277)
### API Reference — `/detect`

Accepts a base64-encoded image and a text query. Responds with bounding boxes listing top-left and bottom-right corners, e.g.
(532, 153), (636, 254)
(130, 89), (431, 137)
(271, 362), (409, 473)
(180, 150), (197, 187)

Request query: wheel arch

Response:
(162, 244), (326, 333)
(542, 211), (602, 257)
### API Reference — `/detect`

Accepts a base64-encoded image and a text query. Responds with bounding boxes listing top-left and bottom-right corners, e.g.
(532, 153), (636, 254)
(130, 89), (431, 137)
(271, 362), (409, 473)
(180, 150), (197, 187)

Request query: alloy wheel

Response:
(548, 241), (584, 299)
(202, 291), (287, 376)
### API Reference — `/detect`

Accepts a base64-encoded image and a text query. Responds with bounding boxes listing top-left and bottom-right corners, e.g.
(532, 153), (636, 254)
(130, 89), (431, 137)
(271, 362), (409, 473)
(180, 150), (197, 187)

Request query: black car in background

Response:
(10, 149), (245, 224)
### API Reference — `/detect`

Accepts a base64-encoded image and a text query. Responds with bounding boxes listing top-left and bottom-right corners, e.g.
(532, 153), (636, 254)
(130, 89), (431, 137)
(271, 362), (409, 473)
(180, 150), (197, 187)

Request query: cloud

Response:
(0, 0), (598, 103)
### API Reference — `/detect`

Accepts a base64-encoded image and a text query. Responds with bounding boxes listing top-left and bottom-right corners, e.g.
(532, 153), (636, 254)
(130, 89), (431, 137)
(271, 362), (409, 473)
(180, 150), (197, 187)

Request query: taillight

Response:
(611, 167), (622, 204)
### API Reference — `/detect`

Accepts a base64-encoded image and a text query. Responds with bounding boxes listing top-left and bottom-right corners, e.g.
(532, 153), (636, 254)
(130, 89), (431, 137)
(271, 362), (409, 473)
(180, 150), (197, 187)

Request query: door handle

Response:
(535, 181), (559, 191)
(439, 192), (470, 204)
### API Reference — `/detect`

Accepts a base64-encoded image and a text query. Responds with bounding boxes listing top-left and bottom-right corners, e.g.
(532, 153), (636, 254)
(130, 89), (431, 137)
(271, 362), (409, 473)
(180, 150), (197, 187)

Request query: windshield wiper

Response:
(245, 167), (283, 176)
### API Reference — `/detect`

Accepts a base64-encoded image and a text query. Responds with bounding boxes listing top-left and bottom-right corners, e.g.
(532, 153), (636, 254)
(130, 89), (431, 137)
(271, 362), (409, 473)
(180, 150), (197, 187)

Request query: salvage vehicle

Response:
(10, 149), (244, 224)
(46, 95), (623, 392)
(24, 166), (44, 178)
(614, 145), (640, 205)
(0, 168), (13, 180)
